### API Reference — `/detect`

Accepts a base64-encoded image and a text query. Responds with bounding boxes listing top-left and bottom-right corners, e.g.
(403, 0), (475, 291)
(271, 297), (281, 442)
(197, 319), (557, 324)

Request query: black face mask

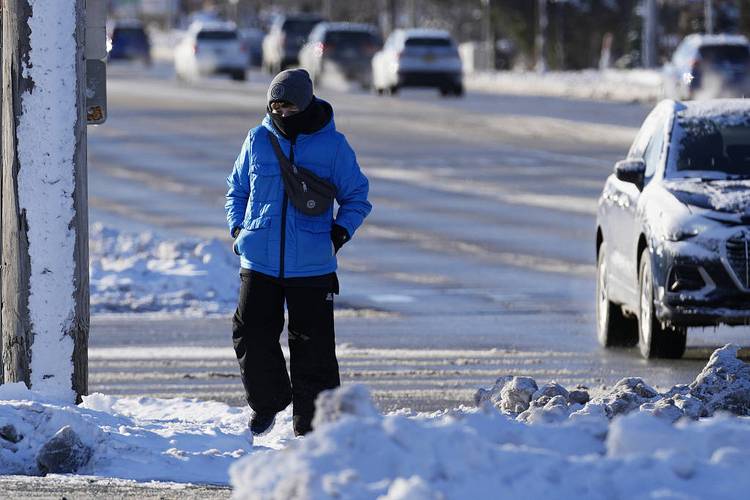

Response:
(269, 99), (330, 141)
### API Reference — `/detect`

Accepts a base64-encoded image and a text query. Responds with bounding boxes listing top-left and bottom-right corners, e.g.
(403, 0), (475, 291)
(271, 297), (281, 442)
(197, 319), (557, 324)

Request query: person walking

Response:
(225, 69), (371, 437)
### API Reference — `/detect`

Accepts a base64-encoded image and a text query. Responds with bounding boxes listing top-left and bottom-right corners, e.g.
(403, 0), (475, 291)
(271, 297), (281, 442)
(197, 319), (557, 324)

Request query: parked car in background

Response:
(596, 99), (750, 359)
(174, 22), (247, 81)
(107, 20), (151, 65)
(372, 29), (463, 97)
(663, 34), (750, 100)
(262, 13), (325, 74)
(238, 27), (265, 68)
(298, 22), (382, 88)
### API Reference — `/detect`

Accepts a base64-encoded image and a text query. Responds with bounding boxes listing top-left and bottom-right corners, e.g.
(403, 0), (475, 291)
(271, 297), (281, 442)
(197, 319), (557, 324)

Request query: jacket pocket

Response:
(235, 217), (272, 267)
(295, 218), (333, 268)
(249, 162), (280, 203)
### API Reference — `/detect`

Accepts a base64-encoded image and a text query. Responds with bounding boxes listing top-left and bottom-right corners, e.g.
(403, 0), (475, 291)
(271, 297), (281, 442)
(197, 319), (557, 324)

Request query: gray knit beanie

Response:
(267, 69), (313, 110)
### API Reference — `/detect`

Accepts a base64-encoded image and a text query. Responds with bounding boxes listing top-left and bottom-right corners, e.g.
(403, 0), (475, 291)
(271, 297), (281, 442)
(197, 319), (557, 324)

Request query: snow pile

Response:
(0, 383), (254, 483)
(477, 345), (750, 424)
(231, 345), (750, 499)
(466, 69), (663, 102)
(89, 223), (239, 314)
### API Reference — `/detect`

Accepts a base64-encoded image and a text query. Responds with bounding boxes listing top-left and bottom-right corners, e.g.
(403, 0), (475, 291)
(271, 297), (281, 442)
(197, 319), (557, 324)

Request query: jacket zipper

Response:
(278, 139), (295, 279)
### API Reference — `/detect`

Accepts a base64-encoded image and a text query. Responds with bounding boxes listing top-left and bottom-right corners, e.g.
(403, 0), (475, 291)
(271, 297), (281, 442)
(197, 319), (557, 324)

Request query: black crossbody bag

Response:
(268, 134), (336, 216)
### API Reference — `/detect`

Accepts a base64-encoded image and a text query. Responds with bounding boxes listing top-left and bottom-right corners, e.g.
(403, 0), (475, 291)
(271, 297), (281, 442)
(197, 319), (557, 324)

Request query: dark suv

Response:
(298, 23), (382, 88)
(262, 14), (325, 74)
(596, 99), (750, 359)
(107, 20), (151, 65)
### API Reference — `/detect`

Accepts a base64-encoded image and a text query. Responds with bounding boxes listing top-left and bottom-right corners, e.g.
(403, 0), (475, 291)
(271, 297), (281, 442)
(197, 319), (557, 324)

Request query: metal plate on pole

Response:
(85, 0), (107, 60)
(86, 59), (107, 124)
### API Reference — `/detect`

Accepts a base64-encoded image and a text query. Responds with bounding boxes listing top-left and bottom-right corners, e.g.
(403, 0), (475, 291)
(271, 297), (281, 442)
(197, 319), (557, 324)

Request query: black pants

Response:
(232, 270), (340, 434)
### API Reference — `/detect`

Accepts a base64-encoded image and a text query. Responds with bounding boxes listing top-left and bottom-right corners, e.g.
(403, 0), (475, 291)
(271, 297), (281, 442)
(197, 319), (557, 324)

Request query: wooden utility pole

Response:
(1, 0), (89, 401)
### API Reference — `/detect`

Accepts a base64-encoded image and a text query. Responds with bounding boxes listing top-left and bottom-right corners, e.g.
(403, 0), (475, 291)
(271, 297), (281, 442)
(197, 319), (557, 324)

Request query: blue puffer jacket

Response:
(225, 101), (371, 278)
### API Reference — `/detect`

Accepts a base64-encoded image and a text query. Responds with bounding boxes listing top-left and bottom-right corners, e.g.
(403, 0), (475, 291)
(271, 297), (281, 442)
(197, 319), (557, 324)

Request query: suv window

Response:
(197, 30), (237, 41)
(324, 30), (379, 47)
(699, 44), (750, 64)
(282, 19), (322, 36)
(642, 115), (667, 179)
(405, 37), (451, 48)
(112, 27), (147, 44)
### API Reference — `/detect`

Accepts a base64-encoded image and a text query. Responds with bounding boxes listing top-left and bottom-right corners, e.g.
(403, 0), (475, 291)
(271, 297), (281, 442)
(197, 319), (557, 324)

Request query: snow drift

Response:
(230, 344), (750, 499)
(89, 223), (239, 314)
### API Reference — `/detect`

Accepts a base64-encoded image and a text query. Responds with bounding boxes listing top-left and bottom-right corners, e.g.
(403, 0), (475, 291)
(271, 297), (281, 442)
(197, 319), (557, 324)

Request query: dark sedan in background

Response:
(107, 20), (152, 65)
(298, 22), (382, 88)
(596, 99), (750, 359)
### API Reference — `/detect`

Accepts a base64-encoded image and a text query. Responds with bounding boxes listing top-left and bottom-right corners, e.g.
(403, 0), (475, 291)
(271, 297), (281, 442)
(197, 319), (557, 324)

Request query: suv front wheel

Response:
(638, 248), (687, 359)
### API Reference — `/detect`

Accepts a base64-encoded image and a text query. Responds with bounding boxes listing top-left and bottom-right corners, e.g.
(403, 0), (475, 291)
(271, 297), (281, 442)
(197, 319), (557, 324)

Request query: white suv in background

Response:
(175, 22), (247, 81)
(372, 29), (463, 97)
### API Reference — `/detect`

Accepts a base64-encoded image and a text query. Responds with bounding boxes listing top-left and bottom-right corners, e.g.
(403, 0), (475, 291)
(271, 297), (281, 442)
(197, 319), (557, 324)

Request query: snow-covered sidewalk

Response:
(2, 344), (750, 499)
(466, 69), (664, 103)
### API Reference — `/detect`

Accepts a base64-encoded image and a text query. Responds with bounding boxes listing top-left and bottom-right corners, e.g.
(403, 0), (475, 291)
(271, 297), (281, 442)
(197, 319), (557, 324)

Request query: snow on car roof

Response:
(319, 22), (377, 32)
(683, 32), (749, 47)
(189, 20), (237, 33)
(675, 98), (750, 123)
(402, 28), (452, 39)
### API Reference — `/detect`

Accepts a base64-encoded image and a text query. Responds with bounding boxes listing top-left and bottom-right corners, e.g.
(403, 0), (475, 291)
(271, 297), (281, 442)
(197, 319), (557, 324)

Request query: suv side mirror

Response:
(614, 159), (646, 190)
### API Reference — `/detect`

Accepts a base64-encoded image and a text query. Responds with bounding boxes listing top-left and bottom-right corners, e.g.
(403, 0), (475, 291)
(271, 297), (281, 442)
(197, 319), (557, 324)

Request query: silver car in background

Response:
(174, 22), (247, 81)
(372, 28), (463, 97)
(663, 34), (750, 100)
(298, 22), (382, 88)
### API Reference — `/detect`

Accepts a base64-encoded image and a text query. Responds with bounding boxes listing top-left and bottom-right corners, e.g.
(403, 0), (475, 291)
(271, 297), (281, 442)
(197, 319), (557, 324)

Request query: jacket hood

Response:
(664, 179), (750, 218)
(262, 98), (335, 143)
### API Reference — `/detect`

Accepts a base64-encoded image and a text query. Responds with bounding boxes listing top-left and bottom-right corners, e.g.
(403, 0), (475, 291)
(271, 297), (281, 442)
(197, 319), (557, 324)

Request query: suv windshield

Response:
(197, 30), (237, 41)
(324, 30), (379, 47)
(405, 37), (452, 48)
(283, 19), (322, 36)
(112, 27), (147, 44)
(699, 44), (750, 64)
(671, 116), (750, 177)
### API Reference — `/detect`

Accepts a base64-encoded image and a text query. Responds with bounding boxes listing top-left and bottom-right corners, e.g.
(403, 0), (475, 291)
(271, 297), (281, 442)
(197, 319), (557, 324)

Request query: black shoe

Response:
(293, 415), (312, 437)
(249, 411), (276, 436)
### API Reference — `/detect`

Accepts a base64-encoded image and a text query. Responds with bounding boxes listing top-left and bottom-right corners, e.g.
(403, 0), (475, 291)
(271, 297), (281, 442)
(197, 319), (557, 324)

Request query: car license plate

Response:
(422, 54), (435, 63)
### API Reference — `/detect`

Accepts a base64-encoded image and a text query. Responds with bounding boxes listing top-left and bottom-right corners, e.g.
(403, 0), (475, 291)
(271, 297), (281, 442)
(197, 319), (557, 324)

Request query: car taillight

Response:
(240, 42), (247, 53)
(193, 43), (198, 54)
(396, 50), (403, 60)
(314, 42), (324, 57)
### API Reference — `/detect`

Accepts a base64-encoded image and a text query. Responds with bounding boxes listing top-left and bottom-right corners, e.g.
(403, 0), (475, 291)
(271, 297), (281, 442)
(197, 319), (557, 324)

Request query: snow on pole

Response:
(2, 0), (88, 402)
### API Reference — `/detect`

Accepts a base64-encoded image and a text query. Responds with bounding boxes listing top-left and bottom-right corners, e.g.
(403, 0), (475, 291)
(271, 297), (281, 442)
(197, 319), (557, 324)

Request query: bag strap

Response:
(268, 133), (298, 175)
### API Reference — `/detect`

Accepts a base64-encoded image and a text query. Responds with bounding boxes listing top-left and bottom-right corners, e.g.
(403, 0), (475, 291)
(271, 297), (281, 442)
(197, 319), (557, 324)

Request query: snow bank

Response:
(89, 223), (239, 314)
(0, 383), (254, 483)
(466, 69), (663, 103)
(231, 344), (750, 499)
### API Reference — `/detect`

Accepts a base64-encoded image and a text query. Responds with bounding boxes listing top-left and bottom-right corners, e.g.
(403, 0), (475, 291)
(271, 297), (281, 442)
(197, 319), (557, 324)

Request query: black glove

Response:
(231, 227), (242, 256)
(331, 224), (350, 254)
